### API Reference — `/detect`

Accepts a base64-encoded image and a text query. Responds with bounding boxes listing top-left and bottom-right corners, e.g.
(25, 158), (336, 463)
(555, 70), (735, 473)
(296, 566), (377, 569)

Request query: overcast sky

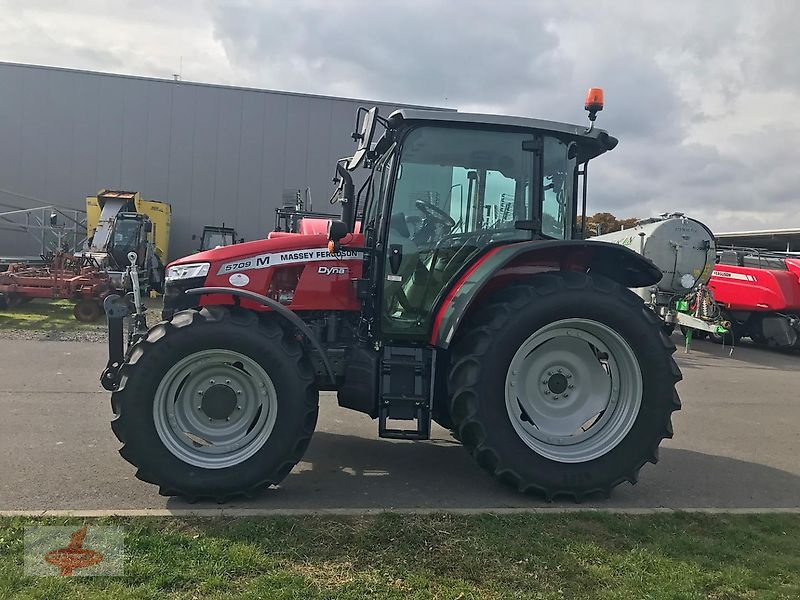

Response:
(1, 0), (797, 231)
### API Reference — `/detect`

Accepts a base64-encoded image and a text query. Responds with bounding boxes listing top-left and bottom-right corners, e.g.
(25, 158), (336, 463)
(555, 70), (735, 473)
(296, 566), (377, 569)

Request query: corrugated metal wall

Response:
(0, 62), (438, 259)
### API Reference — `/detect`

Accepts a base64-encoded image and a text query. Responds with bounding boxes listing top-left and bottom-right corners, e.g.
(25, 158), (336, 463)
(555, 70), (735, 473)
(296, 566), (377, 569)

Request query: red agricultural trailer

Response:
(0, 252), (112, 321)
(708, 248), (800, 348)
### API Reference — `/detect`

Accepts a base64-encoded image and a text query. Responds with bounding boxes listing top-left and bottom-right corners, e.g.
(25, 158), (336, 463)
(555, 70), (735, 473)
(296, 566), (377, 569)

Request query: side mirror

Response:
(347, 107), (377, 170)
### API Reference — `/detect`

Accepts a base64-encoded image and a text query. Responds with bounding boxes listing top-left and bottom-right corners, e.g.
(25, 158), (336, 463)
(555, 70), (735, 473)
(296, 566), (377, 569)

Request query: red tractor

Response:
(101, 91), (682, 502)
(708, 248), (800, 348)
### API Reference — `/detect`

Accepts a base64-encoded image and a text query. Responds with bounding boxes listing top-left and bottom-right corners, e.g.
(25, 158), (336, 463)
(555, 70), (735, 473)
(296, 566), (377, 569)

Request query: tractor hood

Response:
(169, 234), (331, 268)
(168, 218), (359, 269)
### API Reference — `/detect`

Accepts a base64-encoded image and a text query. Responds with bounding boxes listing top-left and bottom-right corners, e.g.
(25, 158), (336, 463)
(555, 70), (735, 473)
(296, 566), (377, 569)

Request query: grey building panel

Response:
(120, 77), (149, 192)
(282, 95), (311, 201)
(42, 69), (75, 207)
(188, 87), (220, 236)
(0, 67), (24, 209)
(142, 81), (173, 200)
(67, 71), (102, 206)
(0, 61), (448, 259)
(18, 67), (50, 204)
(234, 92), (267, 241)
(258, 93), (289, 229)
(212, 88), (244, 226)
(165, 83), (196, 248)
(95, 74), (126, 189)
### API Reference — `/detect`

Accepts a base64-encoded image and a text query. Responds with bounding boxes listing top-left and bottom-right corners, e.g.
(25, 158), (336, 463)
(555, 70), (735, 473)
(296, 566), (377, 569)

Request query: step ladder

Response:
(378, 345), (435, 440)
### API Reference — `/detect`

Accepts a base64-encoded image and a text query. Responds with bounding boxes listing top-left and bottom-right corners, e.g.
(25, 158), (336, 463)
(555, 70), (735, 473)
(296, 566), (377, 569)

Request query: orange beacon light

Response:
(585, 87), (604, 120)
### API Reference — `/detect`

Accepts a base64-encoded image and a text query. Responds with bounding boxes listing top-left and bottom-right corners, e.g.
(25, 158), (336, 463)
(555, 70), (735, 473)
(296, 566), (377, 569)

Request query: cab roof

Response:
(387, 108), (618, 161)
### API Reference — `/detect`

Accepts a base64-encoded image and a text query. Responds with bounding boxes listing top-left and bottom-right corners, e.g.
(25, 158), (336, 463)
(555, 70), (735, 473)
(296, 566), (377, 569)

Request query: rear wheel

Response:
(448, 272), (681, 500)
(110, 307), (318, 501)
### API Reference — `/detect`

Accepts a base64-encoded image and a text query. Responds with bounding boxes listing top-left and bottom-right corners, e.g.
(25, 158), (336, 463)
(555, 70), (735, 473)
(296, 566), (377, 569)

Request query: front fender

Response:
(429, 240), (661, 348)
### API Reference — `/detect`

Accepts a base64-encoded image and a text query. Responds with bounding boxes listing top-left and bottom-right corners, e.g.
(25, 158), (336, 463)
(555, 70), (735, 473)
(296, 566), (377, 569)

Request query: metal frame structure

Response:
(0, 205), (87, 259)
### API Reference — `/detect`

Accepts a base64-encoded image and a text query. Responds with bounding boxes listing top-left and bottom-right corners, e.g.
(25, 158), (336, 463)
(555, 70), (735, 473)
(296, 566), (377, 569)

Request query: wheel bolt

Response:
(225, 379), (231, 384)
(197, 405), (202, 410)
(557, 368), (563, 373)
(209, 379), (215, 384)
(226, 417), (230, 421)
(237, 390), (242, 395)
(542, 379), (548, 385)
(208, 417), (213, 421)
(237, 405), (242, 410)
(568, 384), (574, 389)
(552, 395), (559, 400)
(566, 373), (573, 379)
(544, 389), (550, 395)
(197, 390), (203, 395)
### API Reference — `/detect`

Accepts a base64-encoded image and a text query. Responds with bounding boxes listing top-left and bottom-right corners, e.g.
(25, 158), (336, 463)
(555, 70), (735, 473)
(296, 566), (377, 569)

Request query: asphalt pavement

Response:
(0, 336), (798, 511)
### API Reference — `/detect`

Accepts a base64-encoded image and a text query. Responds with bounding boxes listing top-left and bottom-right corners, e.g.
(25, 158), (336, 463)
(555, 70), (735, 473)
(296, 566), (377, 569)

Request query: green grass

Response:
(0, 299), (96, 331)
(0, 297), (161, 331)
(1, 513), (798, 599)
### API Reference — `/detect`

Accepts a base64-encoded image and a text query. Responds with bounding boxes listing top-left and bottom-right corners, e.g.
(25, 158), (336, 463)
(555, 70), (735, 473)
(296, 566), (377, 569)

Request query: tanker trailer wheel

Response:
(448, 272), (682, 501)
(110, 307), (318, 501)
(73, 299), (103, 322)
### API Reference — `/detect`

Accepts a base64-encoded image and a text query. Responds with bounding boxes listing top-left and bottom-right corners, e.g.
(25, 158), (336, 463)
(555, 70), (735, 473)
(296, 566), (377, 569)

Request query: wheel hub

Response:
(153, 349), (278, 469)
(505, 319), (643, 463)
(546, 372), (569, 396)
(200, 384), (238, 420)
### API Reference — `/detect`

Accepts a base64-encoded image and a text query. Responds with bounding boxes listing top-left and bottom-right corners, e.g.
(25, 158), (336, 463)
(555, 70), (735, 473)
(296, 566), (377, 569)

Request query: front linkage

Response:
(101, 251), (149, 391)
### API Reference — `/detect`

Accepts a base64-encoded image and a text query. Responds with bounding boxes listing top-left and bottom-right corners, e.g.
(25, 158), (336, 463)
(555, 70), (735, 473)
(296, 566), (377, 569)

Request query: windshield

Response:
(112, 219), (141, 250)
(391, 127), (535, 243)
(202, 231), (234, 250)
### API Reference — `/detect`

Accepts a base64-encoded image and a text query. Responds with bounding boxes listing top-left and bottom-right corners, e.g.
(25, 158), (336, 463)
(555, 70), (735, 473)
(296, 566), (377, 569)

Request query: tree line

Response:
(583, 212), (638, 236)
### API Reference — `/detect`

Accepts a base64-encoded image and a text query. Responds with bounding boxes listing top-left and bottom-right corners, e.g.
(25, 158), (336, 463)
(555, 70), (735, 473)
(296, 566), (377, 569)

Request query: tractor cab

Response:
(196, 225), (240, 252)
(108, 213), (151, 271)
(328, 101), (618, 341)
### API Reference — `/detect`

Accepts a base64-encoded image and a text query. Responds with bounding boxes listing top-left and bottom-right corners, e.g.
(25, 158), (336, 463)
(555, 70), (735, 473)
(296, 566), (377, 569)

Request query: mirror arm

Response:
(336, 163), (356, 231)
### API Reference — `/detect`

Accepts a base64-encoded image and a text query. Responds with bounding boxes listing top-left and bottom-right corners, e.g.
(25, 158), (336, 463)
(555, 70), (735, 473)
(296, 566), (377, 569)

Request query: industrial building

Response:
(0, 61), (443, 259)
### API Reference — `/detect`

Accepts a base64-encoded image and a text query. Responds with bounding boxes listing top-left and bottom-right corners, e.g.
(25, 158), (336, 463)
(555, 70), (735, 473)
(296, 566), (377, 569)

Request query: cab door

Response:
(379, 126), (538, 341)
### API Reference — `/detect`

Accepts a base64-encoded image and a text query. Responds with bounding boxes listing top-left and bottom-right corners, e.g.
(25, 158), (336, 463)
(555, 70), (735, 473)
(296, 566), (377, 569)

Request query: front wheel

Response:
(110, 307), (319, 501)
(448, 272), (682, 500)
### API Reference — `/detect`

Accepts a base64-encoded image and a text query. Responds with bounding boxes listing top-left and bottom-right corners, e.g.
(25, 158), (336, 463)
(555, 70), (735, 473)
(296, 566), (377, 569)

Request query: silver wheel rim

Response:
(153, 349), (278, 469)
(505, 318), (642, 463)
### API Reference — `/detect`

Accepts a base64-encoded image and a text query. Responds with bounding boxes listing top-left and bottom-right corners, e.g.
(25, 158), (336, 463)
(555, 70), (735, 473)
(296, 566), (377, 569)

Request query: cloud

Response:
(0, 0), (798, 231)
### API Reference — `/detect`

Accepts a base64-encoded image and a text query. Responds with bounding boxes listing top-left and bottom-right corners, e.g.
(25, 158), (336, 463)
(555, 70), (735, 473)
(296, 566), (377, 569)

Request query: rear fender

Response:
(429, 240), (661, 348)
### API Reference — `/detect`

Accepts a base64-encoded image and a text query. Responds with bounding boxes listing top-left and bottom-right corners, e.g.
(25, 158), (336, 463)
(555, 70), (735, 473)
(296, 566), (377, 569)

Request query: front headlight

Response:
(165, 262), (210, 281)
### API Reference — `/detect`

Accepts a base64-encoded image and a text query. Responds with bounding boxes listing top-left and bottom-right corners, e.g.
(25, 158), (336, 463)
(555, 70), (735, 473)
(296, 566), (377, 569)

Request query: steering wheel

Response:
(415, 199), (456, 229)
